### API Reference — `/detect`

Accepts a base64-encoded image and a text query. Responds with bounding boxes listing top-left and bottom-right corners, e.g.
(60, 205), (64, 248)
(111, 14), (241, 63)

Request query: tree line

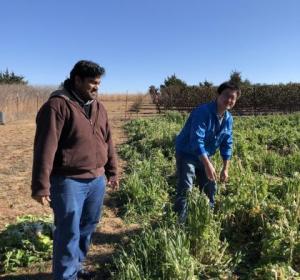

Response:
(149, 71), (300, 114)
(0, 69), (27, 85)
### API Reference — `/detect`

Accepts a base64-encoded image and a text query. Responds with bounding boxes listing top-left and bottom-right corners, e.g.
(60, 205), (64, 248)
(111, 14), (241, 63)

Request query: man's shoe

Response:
(77, 269), (96, 280)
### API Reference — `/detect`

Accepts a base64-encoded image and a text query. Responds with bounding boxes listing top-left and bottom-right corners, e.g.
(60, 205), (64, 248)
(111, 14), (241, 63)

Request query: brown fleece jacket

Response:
(31, 89), (118, 197)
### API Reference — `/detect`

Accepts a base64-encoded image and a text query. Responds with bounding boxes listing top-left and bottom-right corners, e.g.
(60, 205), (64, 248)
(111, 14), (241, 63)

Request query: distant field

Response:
(0, 85), (53, 122)
(0, 84), (147, 123)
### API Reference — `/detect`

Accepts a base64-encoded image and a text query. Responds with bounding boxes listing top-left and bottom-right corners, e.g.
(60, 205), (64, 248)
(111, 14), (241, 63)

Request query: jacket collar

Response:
(211, 100), (229, 120)
(61, 78), (94, 107)
(70, 89), (94, 107)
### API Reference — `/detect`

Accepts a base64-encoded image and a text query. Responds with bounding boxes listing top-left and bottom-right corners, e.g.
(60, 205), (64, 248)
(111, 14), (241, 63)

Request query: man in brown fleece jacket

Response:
(31, 60), (118, 280)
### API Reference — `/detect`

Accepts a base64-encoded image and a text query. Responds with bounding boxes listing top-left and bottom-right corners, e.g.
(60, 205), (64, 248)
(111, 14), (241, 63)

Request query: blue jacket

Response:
(175, 101), (233, 161)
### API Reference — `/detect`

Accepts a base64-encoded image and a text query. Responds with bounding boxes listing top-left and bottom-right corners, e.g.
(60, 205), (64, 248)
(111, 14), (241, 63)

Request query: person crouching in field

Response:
(31, 60), (119, 280)
(174, 81), (241, 223)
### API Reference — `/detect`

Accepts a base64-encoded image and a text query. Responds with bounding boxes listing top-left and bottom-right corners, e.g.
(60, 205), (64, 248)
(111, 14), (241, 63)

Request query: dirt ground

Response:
(0, 95), (157, 280)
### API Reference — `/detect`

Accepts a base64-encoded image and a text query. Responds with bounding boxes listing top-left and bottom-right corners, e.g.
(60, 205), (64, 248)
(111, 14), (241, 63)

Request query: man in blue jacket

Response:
(175, 81), (241, 222)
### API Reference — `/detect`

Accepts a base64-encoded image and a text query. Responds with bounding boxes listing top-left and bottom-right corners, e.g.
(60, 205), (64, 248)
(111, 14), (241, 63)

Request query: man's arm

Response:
(31, 101), (65, 203)
(220, 159), (230, 182)
(189, 110), (218, 181)
(104, 116), (119, 190)
(189, 110), (208, 158)
(199, 154), (217, 181)
(219, 118), (234, 183)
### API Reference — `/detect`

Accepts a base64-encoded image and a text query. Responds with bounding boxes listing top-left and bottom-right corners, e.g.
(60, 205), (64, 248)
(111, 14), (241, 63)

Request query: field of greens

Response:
(0, 215), (52, 273)
(111, 112), (300, 280)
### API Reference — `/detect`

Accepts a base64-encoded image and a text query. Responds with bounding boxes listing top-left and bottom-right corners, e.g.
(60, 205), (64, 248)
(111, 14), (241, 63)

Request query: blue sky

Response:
(1, 0), (299, 93)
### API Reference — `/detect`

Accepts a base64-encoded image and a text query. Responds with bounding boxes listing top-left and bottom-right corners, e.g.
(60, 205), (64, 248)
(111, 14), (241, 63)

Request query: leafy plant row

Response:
(111, 112), (300, 279)
(0, 215), (53, 273)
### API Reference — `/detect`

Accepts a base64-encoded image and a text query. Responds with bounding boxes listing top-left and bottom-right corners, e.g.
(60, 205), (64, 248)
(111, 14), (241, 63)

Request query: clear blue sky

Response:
(1, 0), (299, 93)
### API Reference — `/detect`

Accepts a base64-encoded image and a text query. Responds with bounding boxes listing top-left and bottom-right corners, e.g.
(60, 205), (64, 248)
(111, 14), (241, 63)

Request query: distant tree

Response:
(148, 85), (158, 95)
(148, 85), (161, 113)
(229, 70), (251, 86)
(243, 79), (251, 86)
(160, 74), (187, 89)
(229, 70), (242, 85)
(0, 69), (27, 84)
(199, 79), (213, 87)
(149, 85), (159, 101)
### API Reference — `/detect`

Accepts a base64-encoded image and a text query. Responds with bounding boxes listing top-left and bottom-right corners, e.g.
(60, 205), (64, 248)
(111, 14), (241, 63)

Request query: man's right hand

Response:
(32, 195), (51, 206)
(204, 161), (217, 181)
(107, 178), (119, 191)
(200, 155), (217, 181)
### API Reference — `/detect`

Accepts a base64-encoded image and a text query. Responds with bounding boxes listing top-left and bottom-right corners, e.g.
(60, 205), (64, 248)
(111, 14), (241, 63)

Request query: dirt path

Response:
(0, 96), (157, 280)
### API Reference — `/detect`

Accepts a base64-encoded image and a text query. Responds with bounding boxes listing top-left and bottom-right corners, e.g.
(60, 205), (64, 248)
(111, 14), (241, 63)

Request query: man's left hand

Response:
(107, 178), (119, 191)
(220, 168), (229, 183)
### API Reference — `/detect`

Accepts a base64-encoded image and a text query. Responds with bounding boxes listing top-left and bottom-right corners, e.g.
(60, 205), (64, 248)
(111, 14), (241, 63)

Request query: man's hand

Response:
(32, 195), (51, 206)
(107, 178), (119, 191)
(220, 160), (230, 183)
(204, 161), (217, 182)
(220, 168), (229, 183)
(200, 155), (217, 181)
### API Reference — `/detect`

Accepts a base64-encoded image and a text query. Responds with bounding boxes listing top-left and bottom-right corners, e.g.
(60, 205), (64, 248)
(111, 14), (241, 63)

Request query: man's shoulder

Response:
(49, 89), (72, 102)
(44, 98), (66, 112)
(38, 91), (69, 117)
(225, 111), (233, 122)
(193, 102), (211, 116)
(95, 99), (108, 114)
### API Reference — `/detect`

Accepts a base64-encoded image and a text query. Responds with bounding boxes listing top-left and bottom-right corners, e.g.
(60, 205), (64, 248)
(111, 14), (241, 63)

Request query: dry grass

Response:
(99, 92), (145, 102)
(0, 84), (147, 123)
(0, 84), (53, 122)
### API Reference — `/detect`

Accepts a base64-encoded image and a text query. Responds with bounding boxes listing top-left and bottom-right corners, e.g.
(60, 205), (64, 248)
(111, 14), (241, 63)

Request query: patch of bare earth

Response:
(0, 95), (157, 280)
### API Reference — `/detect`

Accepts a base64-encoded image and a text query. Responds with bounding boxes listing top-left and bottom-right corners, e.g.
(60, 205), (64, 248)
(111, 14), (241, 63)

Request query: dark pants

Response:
(174, 153), (217, 223)
(50, 175), (106, 280)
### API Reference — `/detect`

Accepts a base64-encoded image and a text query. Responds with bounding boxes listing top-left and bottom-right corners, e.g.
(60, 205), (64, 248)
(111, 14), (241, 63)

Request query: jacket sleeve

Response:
(220, 118), (233, 160)
(31, 103), (65, 196)
(189, 110), (208, 157)
(104, 117), (118, 181)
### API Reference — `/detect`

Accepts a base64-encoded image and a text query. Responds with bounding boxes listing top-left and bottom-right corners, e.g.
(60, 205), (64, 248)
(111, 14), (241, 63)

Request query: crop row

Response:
(111, 112), (300, 279)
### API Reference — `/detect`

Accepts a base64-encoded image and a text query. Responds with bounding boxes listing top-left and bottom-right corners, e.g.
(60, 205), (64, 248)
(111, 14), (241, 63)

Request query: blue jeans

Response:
(50, 175), (106, 280)
(174, 153), (217, 223)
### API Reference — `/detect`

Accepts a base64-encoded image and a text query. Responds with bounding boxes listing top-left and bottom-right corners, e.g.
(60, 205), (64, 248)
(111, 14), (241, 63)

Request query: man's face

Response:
(217, 89), (238, 111)
(74, 76), (101, 101)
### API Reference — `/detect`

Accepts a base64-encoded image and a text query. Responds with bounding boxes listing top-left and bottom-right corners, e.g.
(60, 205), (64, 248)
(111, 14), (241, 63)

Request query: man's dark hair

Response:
(217, 81), (241, 97)
(70, 60), (105, 83)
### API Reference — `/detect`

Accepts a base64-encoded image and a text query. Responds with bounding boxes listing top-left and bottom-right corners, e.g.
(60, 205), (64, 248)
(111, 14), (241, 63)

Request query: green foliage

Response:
(118, 151), (170, 223)
(154, 74), (300, 113)
(185, 189), (235, 278)
(113, 224), (198, 280)
(229, 70), (251, 87)
(160, 74), (187, 89)
(0, 215), (53, 272)
(250, 262), (299, 279)
(199, 79), (213, 87)
(113, 112), (300, 279)
(0, 69), (27, 85)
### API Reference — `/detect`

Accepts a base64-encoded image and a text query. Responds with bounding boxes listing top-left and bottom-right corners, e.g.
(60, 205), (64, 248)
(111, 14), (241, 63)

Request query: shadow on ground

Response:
(0, 273), (52, 280)
(0, 272), (111, 280)
(93, 225), (141, 246)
